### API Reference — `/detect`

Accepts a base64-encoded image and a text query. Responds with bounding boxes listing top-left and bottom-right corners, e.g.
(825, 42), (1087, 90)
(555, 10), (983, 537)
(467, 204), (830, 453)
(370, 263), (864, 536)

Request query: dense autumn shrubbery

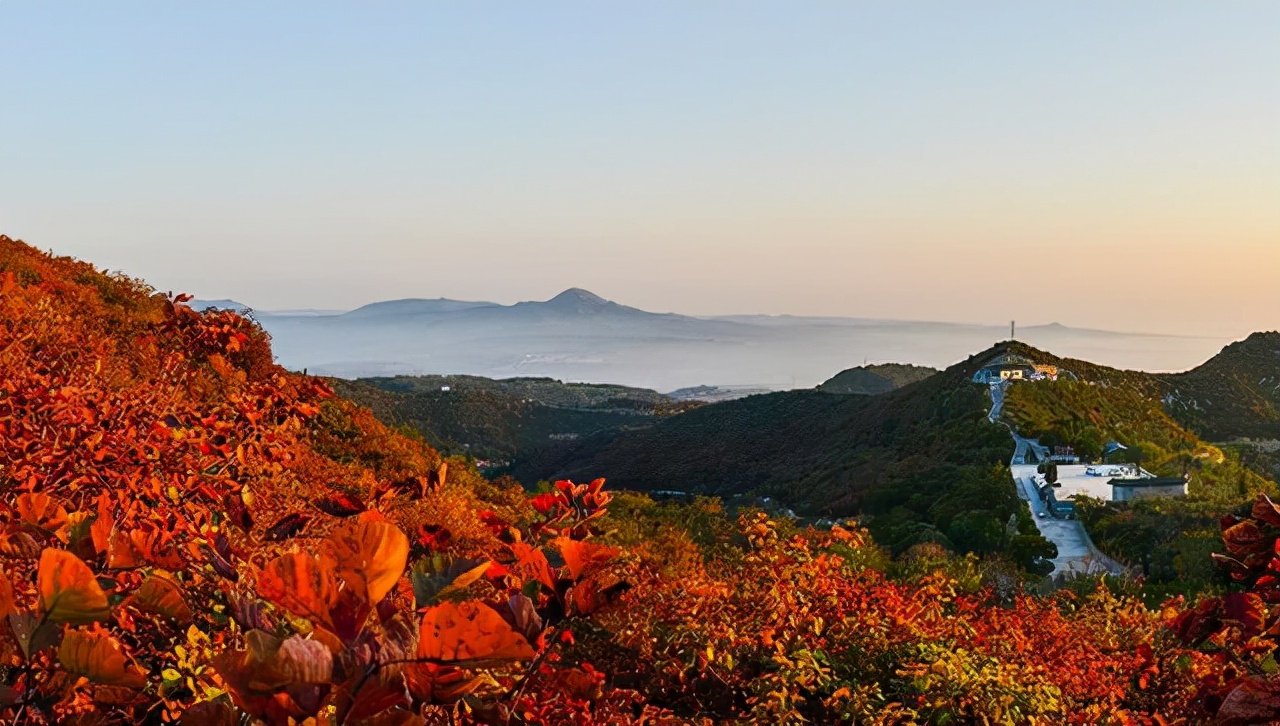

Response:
(0, 234), (1268, 724)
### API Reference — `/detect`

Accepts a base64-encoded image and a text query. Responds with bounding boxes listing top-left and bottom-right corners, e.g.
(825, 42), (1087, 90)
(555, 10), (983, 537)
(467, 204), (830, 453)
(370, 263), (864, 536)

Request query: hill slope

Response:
(1160, 331), (1280, 441)
(332, 374), (697, 463)
(513, 346), (1055, 562)
(817, 363), (938, 395)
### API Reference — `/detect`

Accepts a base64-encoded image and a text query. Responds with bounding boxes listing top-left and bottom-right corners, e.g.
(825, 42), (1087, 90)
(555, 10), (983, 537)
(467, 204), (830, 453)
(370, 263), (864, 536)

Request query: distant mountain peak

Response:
(342, 297), (499, 317)
(547, 288), (610, 306)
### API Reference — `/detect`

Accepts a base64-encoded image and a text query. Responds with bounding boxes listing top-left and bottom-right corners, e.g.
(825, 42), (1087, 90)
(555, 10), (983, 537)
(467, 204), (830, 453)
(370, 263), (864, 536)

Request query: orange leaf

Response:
(510, 543), (556, 592)
(257, 552), (339, 627)
(89, 493), (114, 555)
(59, 625), (147, 688)
(567, 574), (631, 616)
(107, 530), (143, 569)
(0, 575), (13, 620)
(15, 492), (69, 540)
(553, 537), (619, 582)
(126, 572), (192, 624)
(38, 549), (110, 623)
(325, 519), (409, 606)
(131, 524), (185, 569)
(417, 601), (535, 666)
(0, 531), (40, 559)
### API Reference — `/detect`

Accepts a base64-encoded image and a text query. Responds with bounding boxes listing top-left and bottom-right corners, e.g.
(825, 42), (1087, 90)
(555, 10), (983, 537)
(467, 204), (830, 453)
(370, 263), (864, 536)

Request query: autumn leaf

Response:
(0, 575), (14, 620)
(493, 593), (543, 643)
(325, 519), (409, 607)
(411, 556), (491, 608)
(510, 543), (556, 592)
(1223, 519), (1266, 558)
(275, 634), (334, 684)
(15, 492), (70, 542)
(1253, 494), (1280, 529)
(417, 601), (535, 666)
(108, 523), (184, 570)
(0, 531), (41, 559)
(1222, 592), (1267, 636)
(59, 626), (147, 688)
(89, 492), (114, 555)
(202, 541), (240, 582)
(567, 575), (632, 617)
(1216, 675), (1280, 723)
(106, 530), (143, 569)
(552, 537), (619, 582)
(38, 548), (110, 623)
(314, 492), (367, 518)
(126, 572), (193, 624)
(257, 552), (339, 627)
(264, 512), (311, 542)
(334, 671), (411, 723)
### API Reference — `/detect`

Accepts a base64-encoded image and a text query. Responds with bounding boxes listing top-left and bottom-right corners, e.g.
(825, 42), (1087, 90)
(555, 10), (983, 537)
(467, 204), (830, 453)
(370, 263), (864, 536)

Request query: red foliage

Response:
(0, 235), (1250, 724)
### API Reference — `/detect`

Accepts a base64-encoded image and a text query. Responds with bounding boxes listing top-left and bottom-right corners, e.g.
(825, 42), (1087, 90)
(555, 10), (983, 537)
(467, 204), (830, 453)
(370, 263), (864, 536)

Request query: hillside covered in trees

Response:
(5, 235), (1280, 724)
(996, 341), (1279, 603)
(1162, 331), (1280, 441)
(515, 350), (1053, 566)
(817, 363), (939, 396)
(331, 375), (697, 464)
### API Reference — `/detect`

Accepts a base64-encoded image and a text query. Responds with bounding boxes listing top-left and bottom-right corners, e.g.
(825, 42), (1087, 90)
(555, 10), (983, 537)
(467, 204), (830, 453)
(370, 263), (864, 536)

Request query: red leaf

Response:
(265, 513), (311, 542)
(315, 493), (367, 518)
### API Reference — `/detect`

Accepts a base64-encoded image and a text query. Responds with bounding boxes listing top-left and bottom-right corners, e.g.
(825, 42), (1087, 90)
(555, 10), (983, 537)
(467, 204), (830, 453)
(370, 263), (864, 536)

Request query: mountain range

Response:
(195, 290), (1234, 391)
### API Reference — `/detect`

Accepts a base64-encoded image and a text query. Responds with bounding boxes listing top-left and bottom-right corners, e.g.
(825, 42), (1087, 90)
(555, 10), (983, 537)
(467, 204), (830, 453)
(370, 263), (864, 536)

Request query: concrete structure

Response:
(1049, 445), (1080, 464)
(1036, 481), (1076, 519)
(1012, 467), (1124, 576)
(972, 353), (1036, 384)
(972, 353), (1060, 384)
(1110, 476), (1189, 502)
(1032, 364), (1060, 380)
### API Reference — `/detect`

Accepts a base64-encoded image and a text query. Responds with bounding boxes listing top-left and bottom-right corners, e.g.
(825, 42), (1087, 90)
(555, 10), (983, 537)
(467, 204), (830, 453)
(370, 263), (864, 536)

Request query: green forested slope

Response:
(817, 362), (939, 395)
(330, 375), (697, 462)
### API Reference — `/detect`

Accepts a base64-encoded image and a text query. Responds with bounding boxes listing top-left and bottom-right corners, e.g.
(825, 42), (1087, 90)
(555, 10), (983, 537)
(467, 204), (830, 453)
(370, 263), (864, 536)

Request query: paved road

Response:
(1011, 432), (1049, 466)
(988, 385), (1127, 578)
(988, 381), (1007, 422)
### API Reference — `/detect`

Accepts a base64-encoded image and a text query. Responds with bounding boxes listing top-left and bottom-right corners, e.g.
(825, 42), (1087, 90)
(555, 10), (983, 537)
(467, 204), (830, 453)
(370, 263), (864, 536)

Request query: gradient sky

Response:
(1, 2), (1277, 337)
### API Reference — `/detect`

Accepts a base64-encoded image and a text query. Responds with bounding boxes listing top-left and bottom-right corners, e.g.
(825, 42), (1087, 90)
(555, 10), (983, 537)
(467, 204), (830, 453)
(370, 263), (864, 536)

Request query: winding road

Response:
(989, 383), (1126, 578)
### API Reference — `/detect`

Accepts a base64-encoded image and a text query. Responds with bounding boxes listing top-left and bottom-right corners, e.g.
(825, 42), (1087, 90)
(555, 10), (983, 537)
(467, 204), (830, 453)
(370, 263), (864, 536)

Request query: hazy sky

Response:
(2, 3), (1276, 336)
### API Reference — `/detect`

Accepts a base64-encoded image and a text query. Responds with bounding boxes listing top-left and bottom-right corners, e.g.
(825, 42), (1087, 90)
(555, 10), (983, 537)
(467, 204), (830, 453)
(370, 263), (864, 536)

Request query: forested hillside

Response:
(332, 375), (696, 463)
(5, 235), (1280, 724)
(994, 342), (1275, 603)
(1161, 331), (1280, 441)
(817, 363), (938, 395)
(513, 349), (1058, 566)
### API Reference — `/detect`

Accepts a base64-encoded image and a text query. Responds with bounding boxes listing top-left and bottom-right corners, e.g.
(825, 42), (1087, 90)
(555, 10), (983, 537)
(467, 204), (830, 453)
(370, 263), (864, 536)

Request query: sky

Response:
(1, 2), (1277, 337)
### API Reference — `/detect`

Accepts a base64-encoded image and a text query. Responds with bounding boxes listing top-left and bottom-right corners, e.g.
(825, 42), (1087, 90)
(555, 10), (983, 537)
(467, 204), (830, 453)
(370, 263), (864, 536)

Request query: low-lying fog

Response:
(201, 291), (1233, 393)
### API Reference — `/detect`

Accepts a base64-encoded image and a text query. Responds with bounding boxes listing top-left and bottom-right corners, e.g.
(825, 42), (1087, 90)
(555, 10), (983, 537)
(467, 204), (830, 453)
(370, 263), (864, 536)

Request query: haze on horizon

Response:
(1, 3), (1277, 339)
